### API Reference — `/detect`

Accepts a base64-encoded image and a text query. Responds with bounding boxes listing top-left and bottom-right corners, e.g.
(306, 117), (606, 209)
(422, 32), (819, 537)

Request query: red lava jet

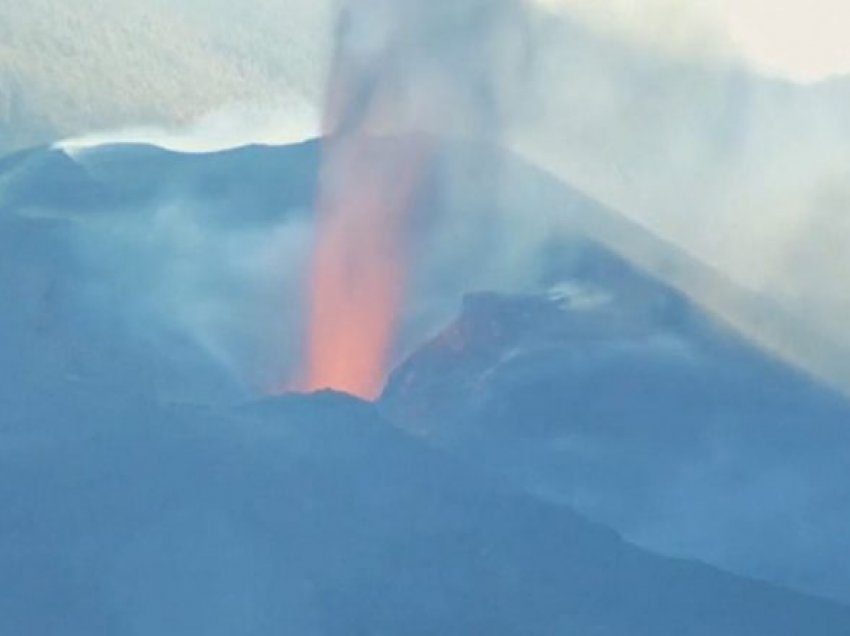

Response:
(296, 0), (433, 399)
(299, 134), (430, 399)
(294, 0), (519, 399)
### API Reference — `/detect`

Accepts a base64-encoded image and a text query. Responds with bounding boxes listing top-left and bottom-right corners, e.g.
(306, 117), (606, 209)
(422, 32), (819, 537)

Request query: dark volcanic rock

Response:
(381, 286), (850, 604)
(3, 392), (850, 635)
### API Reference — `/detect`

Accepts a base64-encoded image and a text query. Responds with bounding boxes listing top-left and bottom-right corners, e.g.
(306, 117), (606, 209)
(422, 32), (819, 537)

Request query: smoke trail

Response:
(297, 0), (528, 398)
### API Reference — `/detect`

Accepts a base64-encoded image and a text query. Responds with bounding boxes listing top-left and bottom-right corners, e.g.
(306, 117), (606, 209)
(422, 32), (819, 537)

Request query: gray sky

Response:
(540, 0), (850, 82)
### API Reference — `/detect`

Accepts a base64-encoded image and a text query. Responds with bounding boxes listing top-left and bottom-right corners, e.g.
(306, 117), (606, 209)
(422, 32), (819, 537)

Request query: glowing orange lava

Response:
(292, 0), (438, 400)
(298, 133), (430, 399)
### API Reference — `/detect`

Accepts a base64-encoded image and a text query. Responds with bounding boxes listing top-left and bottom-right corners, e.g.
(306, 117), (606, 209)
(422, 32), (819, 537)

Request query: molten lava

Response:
(299, 134), (430, 399)
(295, 0), (441, 399)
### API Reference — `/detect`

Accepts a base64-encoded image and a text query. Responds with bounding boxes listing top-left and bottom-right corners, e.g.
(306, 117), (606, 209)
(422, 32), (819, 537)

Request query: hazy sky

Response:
(544, 0), (850, 82)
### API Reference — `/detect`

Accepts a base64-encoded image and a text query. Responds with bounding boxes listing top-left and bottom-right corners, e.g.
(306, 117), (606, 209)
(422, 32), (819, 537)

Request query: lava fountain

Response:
(296, 0), (435, 399)
(295, 0), (524, 399)
(300, 133), (431, 399)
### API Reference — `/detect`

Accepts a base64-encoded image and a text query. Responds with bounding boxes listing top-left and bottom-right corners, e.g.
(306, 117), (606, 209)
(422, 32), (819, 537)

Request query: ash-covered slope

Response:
(4, 390), (850, 635)
(6, 137), (843, 402)
(0, 142), (323, 406)
(381, 280), (850, 603)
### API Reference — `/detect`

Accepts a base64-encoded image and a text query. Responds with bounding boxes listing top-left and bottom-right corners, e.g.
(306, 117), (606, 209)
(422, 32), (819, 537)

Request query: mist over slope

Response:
(4, 137), (848, 404)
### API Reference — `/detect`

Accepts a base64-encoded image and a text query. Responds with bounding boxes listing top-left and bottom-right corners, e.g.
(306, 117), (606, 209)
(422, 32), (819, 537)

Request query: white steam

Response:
(56, 100), (321, 155)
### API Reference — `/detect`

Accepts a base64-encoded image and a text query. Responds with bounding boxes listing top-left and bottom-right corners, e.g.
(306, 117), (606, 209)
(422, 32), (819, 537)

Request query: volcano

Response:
(3, 138), (850, 631)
